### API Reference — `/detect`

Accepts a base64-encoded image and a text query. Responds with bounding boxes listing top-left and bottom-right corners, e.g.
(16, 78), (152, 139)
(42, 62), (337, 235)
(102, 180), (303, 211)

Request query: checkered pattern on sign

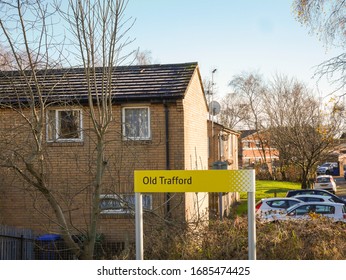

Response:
(229, 170), (255, 192)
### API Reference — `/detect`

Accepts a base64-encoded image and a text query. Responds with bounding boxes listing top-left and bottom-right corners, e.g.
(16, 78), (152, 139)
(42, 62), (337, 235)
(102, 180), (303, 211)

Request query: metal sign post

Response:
(134, 169), (256, 260)
(248, 189), (256, 260)
(135, 192), (143, 260)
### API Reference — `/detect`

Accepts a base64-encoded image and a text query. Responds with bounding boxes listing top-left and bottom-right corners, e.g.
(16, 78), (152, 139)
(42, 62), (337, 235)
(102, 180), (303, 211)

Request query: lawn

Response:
(236, 180), (301, 215)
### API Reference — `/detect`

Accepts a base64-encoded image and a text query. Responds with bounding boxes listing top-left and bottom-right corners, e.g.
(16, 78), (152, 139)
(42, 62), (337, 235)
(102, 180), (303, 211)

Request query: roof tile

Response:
(0, 62), (198, 104)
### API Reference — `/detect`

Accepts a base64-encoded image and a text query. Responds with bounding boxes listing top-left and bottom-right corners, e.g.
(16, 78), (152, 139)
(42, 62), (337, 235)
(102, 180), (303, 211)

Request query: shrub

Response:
(138, 217), (346, 260)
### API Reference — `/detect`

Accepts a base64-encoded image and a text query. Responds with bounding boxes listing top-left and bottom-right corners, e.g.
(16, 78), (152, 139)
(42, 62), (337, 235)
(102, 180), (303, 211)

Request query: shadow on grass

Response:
(264, 188), (295, 195)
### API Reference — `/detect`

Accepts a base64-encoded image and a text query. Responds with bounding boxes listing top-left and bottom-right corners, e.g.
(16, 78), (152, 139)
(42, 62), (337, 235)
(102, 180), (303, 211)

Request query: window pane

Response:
(142, 195), (152, 210)
(316, 177), (331, 183)
(47, 109), (82, 141)
(269, 201), (286, 208)
(316, 205), (334, 214)
(220, 137), (224, 157)
(100, 194), (152, 214)
(229, 135), (233, 157)
(100, 198), (122, 210)
(124, 108), (149, 139)
(296, 206), (310, 215)
(58, 111), (80, 139)
(123, 194), (152, 210)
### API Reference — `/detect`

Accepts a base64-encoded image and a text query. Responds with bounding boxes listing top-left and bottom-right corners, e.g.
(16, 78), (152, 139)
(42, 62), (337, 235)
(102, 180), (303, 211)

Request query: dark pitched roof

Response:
(0, 62), (199, 104)
(240, 129), (257, 139)
(207, 120), (240, 135)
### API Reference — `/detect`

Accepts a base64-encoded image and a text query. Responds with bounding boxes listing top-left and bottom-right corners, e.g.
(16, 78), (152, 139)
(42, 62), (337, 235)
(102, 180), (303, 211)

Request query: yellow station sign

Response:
(134, 170), (255, 193)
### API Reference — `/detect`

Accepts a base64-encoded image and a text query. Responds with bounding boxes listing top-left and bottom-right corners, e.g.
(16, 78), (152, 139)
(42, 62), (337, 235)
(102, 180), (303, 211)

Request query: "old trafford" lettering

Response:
(142, 176), (192, 185)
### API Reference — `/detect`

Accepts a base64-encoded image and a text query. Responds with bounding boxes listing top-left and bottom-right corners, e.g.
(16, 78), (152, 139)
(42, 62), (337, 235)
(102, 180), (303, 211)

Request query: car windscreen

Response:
(316, 177), (331, 183)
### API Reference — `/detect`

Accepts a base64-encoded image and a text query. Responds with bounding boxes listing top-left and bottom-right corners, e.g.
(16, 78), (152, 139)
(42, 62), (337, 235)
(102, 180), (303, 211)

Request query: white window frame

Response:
(228, 135), (233, 158)
(243, 141), (251, 149)
(219, 134), (224, 158)
(122, 106), (151, 140)
(46, 109), (83, 142)
(99, 194), (152, 214)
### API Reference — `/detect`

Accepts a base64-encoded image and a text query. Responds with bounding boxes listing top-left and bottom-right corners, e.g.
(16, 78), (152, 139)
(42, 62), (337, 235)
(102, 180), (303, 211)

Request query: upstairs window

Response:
(100, 194), (152, 214)
(228, 135), (233, 157)
(244, 141), (251, 149)
(122, 107), (150, 140)
(47, 109), (83, 142)
(255, 141), (261, 148)
(219, 135), (224, 158)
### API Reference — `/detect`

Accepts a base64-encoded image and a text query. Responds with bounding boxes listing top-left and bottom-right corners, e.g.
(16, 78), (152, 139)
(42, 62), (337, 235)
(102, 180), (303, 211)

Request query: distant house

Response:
(239, 130), (279, 171)
(325, 133), (346, 174)
(0, 62), (211, 248)
(208, 120), (240, 218)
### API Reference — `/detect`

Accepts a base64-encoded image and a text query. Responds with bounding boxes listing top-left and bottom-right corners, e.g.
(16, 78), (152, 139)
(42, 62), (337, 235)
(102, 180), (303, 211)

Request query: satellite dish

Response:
(209, 101), (221, 116)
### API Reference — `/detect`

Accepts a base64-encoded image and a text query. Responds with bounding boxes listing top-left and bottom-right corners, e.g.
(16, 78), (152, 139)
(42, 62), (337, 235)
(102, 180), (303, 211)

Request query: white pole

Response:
(248, 190), (256, 260)
(135, 192), (143, 260)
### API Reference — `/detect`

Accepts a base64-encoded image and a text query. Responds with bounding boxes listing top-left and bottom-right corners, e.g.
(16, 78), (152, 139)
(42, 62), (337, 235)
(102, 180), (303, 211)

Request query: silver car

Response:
(255, 197), (302, 218)
(269, 201), (346, 222)
(316, 162), (337, 175)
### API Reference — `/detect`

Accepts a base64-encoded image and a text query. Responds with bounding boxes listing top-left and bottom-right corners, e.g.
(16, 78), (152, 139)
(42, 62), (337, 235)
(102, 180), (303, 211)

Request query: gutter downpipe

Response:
(164, 102), (171, 218)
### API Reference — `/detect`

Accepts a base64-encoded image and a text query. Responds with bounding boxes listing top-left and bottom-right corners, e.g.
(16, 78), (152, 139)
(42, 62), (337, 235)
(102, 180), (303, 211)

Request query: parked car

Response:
(286, 189), (346, 205)
(293, 194), (334, 203)
(316, 162), (338, 175)
(313, 175), (337, 194)
(269, 201), (346, 222)
(255, 197), (302, 217)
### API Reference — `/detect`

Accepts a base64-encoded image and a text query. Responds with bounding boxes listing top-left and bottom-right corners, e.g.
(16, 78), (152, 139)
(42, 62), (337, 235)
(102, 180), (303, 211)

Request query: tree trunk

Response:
(301, 168), (309, 189)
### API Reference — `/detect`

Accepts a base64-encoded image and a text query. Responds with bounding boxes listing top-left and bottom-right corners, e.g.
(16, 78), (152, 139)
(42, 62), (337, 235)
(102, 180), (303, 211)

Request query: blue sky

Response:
(126, 0), (343, 99)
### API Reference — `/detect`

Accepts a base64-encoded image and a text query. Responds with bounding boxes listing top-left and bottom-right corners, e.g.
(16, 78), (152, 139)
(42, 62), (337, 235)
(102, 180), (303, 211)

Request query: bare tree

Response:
(227, 72), (275, 174)
(219, 92), (251, 130)
(293, 0), (346, 47)
(62, 0), (135, 259)
(265, 74), (343, 188)
(0, 44), (13, 70)
(293, 0), (346, 92)
(134, 49), (152, 65)
(0, 0), (135, 259)
(0, 0), (83, 256)
(228, 72), (267, 130)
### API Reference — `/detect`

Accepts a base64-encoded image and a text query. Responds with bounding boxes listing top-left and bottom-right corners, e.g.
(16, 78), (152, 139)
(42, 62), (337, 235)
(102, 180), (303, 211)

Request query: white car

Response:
(269, 201), (346, 222)
(255, 197), (302, 218)
(293, 194), (335, 203)
(313, 175), (337, 194)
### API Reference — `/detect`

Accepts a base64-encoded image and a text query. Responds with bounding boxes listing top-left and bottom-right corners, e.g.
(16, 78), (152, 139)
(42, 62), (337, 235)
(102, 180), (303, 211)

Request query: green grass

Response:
(236, 180), (301, 215)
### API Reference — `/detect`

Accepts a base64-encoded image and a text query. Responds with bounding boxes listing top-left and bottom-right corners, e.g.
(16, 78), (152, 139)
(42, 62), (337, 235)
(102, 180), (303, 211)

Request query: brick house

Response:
(239, 130), (279, 171)
(208, 120), (240, 218)
(0, 62), (211, 247)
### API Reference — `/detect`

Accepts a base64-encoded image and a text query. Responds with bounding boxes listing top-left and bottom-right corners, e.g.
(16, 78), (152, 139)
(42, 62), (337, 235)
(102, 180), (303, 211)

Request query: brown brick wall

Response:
(0, 71), (210, 242)
(182, 71), (209, 222)
(207, 121), (240, 218)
